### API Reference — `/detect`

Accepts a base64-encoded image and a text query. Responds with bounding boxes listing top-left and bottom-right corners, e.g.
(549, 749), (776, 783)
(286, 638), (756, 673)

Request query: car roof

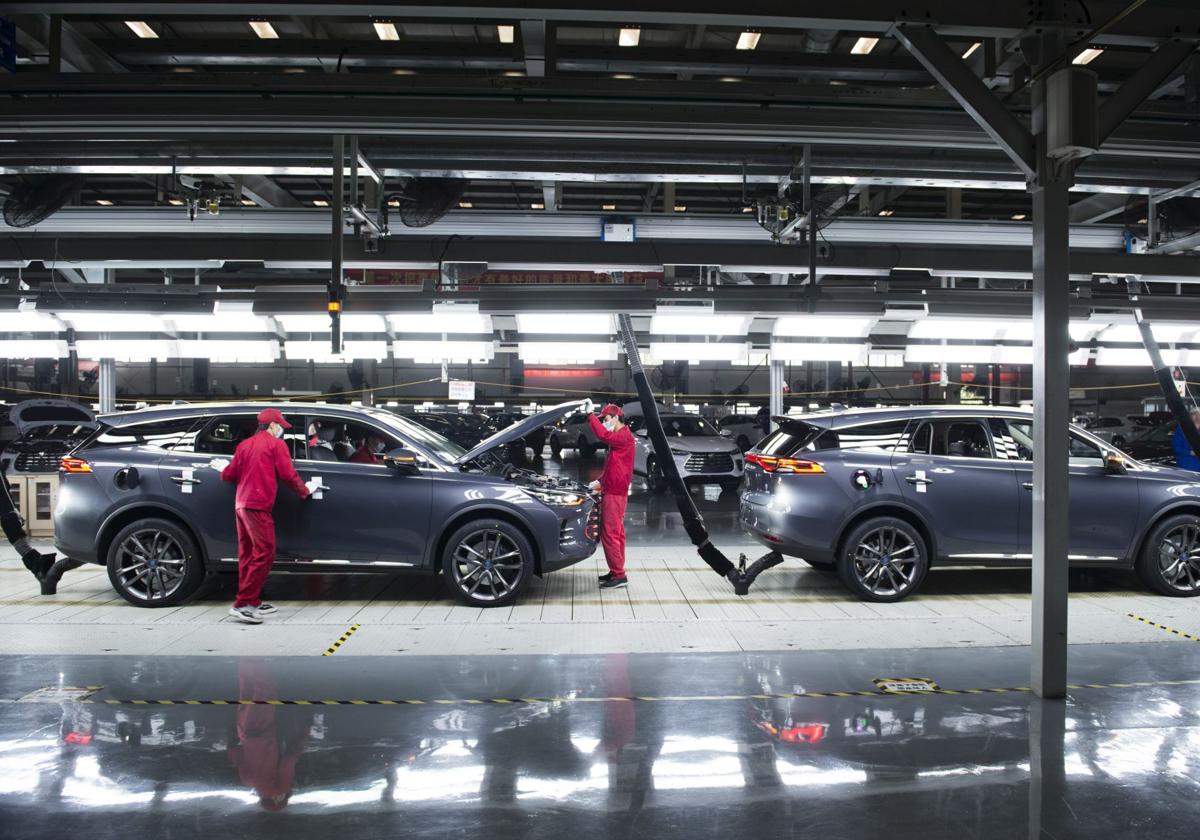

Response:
(781, 404), (1034, 430)
(99, 401), (395, 428)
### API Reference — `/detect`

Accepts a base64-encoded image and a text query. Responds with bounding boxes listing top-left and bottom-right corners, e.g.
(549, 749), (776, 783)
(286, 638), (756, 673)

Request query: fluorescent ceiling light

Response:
(515, 313), (613, 335)
(312, 199), (329, 207)
(167, 198), (184, 206)
(393, 68), (416, 75)
(458, 201), (473, 208)
(649, 342), (749, 364)
(0, 311), (62, 332)
(61, 312), (169, 332)
(497, 24), (515, 44)
(240, 198), (256, 206)
(125, 21), (158, 39)
(285, 340), (388, 362)
(388, 199), (400, 207)
(94, 199), (113, 206)
(169, 313), (272, 333)
(962, 42), (981, 59)
(178, 340), (278, 363)
(1087, 322), (1200, 344)
(736, 31), (761, 51)
(388, 309), (492, 334)
(1073, 47), (1103, 65)
(673, 204), (687, 212)
(249, 20), (278, 39)
(850, 37), (879, 55)
(905, 344), (1034, 365)
(502, 70), (525, 77)
(519, 342), (618, 364)
(602, 203), (616, 210)
(619, 27), (641, 47)
(773, 316), (873, 338)
(0, 340), (67, 358)
(1094, 347), (1151, 367)
(650, 310), (751, 336)
(877, 209), (894, 216)
(908, 318), (1033, 342)
(393, 340), (494, 363)
(531, 202), (545, 209)
(76, 340), (175, 361)
(1010, 213), (1026, 220)
(771, 343), (868, 364)
(374, 21), (400, 41)
(276, 314), (386, 332)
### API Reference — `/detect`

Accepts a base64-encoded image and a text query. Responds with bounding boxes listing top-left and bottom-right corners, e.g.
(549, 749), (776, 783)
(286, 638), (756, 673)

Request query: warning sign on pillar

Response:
(448, 379), (476, 401)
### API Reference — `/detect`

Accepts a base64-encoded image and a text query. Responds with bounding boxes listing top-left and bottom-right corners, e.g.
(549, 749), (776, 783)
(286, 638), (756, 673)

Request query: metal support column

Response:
(1031, 172), (1072, 700)
(768, 360), (784, 432)
(98, 268), (116, 413)
(330, 135), (345, 354)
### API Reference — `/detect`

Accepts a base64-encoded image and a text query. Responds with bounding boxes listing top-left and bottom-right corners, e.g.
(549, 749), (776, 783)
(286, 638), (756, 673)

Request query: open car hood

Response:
(8, 399), (97, 435)
(455, 400), (588, 466)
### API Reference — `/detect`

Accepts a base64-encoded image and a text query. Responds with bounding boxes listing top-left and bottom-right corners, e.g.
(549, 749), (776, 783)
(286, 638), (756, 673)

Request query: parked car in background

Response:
(54, 401), (599, 609)
(1124, 421), (1178, 466)
(623, 405), (744, 493)
(716, 413), (769, 453)
(488, 410), (547, 456)
(548, 411), (604, 458)
(740, 405), (1200, 602)
(1086, 415), (1137, 448)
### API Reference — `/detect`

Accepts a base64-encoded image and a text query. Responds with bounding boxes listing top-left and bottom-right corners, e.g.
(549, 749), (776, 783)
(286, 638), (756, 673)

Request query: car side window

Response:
(303, 417), (398, 465)
(990, 418), (1033, 461)
(909, 419), (992, 458)
(195, 414), (257, 456)
(1003, 420), (1108, 466)
(835, 420), (912, 451)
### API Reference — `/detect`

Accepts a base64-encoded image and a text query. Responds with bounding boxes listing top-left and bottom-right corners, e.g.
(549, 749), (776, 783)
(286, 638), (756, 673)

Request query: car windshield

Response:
(370, 410), (467, 464)
(660, 415), (718, 437)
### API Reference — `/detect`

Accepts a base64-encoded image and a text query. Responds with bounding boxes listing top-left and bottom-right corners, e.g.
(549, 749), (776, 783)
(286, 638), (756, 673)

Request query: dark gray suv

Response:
(54, 401), (599, 608)
(739, 406), (1200, 602)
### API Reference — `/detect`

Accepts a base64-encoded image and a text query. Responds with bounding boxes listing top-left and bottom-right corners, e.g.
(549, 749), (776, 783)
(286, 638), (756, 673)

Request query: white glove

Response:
(587, 480), (601, 493)
(208, 458), (230, 472)
(304, 478), (322, 495)
(582, 398), (595, 414)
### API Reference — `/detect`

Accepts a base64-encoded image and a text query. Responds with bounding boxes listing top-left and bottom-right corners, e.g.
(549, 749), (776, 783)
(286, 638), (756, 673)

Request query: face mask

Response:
(372, 441), (386, 453)
(605, 418), (618, 433)
(270, 424), (284, 439)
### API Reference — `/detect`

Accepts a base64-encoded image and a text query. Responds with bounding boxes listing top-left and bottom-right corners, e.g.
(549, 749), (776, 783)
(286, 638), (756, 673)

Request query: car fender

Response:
(831, 499), (940, 560)
(421, 495), (550, 568)
(94, 498), (204, 562)
(1131, 496), (1200, 560)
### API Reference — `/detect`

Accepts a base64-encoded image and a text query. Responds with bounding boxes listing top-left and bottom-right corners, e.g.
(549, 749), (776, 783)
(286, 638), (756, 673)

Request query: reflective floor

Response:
(2, 643), (1198, 839)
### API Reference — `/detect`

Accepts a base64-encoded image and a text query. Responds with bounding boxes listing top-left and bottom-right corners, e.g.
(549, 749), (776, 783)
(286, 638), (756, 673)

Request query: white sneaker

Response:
(228, 606), (263, 625)
(254, 603), (279, 616)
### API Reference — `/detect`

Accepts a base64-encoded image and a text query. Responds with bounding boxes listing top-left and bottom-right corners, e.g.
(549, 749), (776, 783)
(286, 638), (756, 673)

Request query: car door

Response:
(995, 419), (1142, 562)
(891, 416), (1023, 559)
(278, 414), (433, 565)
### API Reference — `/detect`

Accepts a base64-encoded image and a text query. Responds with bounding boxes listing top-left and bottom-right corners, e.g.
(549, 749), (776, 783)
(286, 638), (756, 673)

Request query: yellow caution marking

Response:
(322, 623), (362, 656)
(1127, 613), (1200, 643)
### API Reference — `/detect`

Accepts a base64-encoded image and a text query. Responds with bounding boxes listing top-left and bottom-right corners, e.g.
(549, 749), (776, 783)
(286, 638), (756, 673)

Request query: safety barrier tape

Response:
(322, 623), (361, 656)
(1127, 612), (1200, 643)
(4, 678), (1199, 707)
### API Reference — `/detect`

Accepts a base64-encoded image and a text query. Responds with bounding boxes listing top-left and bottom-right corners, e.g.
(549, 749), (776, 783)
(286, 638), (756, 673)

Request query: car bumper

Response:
(738, 492), (835, 565)
(540, 499), (600, 573)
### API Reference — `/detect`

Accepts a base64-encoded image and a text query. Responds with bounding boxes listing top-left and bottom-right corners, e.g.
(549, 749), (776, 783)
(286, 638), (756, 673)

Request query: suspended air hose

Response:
(1134, 312), (1200, 461)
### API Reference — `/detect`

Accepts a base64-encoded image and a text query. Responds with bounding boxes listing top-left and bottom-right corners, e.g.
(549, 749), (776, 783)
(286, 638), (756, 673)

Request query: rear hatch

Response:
(1, 400), (98, 473)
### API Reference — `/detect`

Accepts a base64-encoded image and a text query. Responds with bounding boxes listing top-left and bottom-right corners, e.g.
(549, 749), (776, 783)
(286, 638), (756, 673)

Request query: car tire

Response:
(1136, 513), (1200, 597)
(646, 458), (668, 494)
(836, 517), (929, 603)
(106, 517), (205, 608)
(577, 435), (595, 458)
(736, 435), (751, 453)
(549, 434), (563, 458)
(441, 518), (535, 608)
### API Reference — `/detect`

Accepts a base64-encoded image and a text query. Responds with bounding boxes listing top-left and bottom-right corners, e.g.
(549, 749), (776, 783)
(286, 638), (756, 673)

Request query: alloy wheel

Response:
(114, 529), (189, 602)
(450, 529), (526, 603)
(850, 526), (920, 598)
(1156, 524), (1200, 592)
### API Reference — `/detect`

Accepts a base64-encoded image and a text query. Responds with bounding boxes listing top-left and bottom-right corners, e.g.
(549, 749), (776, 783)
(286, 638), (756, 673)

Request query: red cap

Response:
(599, 404), (624, 418)
(257, 408), (292, 429)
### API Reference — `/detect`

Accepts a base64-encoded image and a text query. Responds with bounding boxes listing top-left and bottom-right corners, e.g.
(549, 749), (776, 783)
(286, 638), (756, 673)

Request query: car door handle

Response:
(1022, 482), (1034, 491)
(905, 475), (934, 486)
(171, 475), (201, 486)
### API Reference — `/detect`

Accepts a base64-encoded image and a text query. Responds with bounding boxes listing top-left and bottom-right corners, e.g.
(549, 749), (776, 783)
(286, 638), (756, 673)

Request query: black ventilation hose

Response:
(617, 314), (781, 592)
(1135, 314), (1200, 460)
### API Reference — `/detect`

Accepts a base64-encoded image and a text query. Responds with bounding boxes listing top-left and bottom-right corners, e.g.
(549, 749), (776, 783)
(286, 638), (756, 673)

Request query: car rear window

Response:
(79, 416), (203, 452)
(756, 418), (912, 456)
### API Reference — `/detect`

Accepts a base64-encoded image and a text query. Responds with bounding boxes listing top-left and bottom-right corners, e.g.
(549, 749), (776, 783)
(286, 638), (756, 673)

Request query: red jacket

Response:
(222, 430), (309, 511)
(588, 414), (635, 494)
(349, 445), (379, 465)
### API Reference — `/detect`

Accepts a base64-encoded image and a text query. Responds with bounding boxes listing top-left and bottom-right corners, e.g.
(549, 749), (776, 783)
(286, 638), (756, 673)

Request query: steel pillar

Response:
(330, 134), (344, 354)
(768, 359), (784, 431)
(1031, 172), (1071, 700)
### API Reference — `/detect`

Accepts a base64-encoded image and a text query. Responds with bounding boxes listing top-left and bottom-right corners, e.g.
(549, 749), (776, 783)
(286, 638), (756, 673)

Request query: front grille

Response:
(14, 452), (62, 473)
(684, 453), (735, 474)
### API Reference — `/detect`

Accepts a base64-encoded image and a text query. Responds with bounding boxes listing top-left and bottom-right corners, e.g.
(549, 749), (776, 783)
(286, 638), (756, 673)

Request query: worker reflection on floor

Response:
(587, 403), (636, 589)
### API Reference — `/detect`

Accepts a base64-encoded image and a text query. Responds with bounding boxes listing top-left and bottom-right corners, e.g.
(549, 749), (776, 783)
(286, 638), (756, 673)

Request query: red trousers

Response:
(234, 507), (276, 608)
(601, 492), (629, 578)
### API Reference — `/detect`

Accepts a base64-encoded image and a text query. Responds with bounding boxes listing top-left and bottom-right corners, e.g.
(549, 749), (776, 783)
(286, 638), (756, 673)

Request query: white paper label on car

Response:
(182, 468), (194, 494)
(307, 476), (326, 500)
(915, 469), (927, 492)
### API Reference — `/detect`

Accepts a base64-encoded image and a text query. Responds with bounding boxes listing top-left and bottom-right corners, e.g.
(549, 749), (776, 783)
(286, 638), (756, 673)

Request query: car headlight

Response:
(521, 487), (587, 507)
(669, 447), (688, 456)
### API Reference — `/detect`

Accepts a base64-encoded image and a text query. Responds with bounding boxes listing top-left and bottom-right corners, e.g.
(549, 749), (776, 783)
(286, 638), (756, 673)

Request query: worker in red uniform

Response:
(349, 433), (386, 465)
(215, 408), (311, 624)
(587, 403), (635, 589)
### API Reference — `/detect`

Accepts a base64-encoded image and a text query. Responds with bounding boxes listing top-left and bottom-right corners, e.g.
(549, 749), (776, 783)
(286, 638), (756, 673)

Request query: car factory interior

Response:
(1, 3), (1200, 838)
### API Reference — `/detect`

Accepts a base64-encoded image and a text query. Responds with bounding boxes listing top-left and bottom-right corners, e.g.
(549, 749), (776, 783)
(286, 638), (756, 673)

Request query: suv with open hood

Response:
(53, 401), (599, 609)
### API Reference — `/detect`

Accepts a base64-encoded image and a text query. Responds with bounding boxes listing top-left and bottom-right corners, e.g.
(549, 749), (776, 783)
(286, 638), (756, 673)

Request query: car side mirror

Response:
(1104, 453), (1128, 475)
(383, 447), (421, 476)
(635, 428), (648, 438)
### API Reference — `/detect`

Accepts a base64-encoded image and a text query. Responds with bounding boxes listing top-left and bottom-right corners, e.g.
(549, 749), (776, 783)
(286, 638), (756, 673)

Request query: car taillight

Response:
(744, 453), (824, 474)
(60, 456), (92, 474)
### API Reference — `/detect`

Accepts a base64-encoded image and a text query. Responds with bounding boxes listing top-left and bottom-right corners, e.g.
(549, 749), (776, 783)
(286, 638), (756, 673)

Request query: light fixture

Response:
(178, 340), (278, 363)
(388, 199), (400, 207)
(908, 318), (1034, 342)
(169, 312), (272, 333)
(736, 31), (761, 51)
(497, 24), (515, 44)
(742, 206), (754, 213)
(61, 313), (169, 332)
(519, 342), (618, 364)
(94, 199), (113, 206)
(286, 340), (388, 362)
(389, 304), (491, 334)
(0, 310), (62, 332)
(718, 76), (742, 82)
(502, 70), (525, 77)
(1073, 47), (1103, 65)
(167, 198), (184, 206)
(1136, 217), (1148, 224)
(312, 199), (329, 207)
(673, 204), (687, 212)
(650, 309), (751, 336)
(277, 313), (386, 332)
(850, 36), (879, 55)
(602, 203), (616, 210)
(773, 316), (874, 338)
(0, 340), (67, 358)
(962, 42), (981, 59)
(531, 202), (545, 209)
(770, 343), (868, 364)
(516, 313), (613, 335)
(459, 200), (473, 209)
(905, 344), (1034, 365)
(648, 342), (750, 364)
(619, 27), (641, 47)
(249, 20), (278, 39)
(125, 21), (158, 39)
(76, 339), (175, 361)
(374, 21), (400, 41)
(1010, 213), (1026, 220)
(392, 340), (494, 363)
(612, 73), (635, 79)
(393, 68), (416, 75)
(877, 209), (894, 216)
(240, 198), (256, 206)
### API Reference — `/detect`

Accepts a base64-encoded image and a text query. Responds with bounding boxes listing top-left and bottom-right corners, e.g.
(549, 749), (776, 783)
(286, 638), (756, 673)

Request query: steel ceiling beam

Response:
(1098, 39), (1198, 141)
